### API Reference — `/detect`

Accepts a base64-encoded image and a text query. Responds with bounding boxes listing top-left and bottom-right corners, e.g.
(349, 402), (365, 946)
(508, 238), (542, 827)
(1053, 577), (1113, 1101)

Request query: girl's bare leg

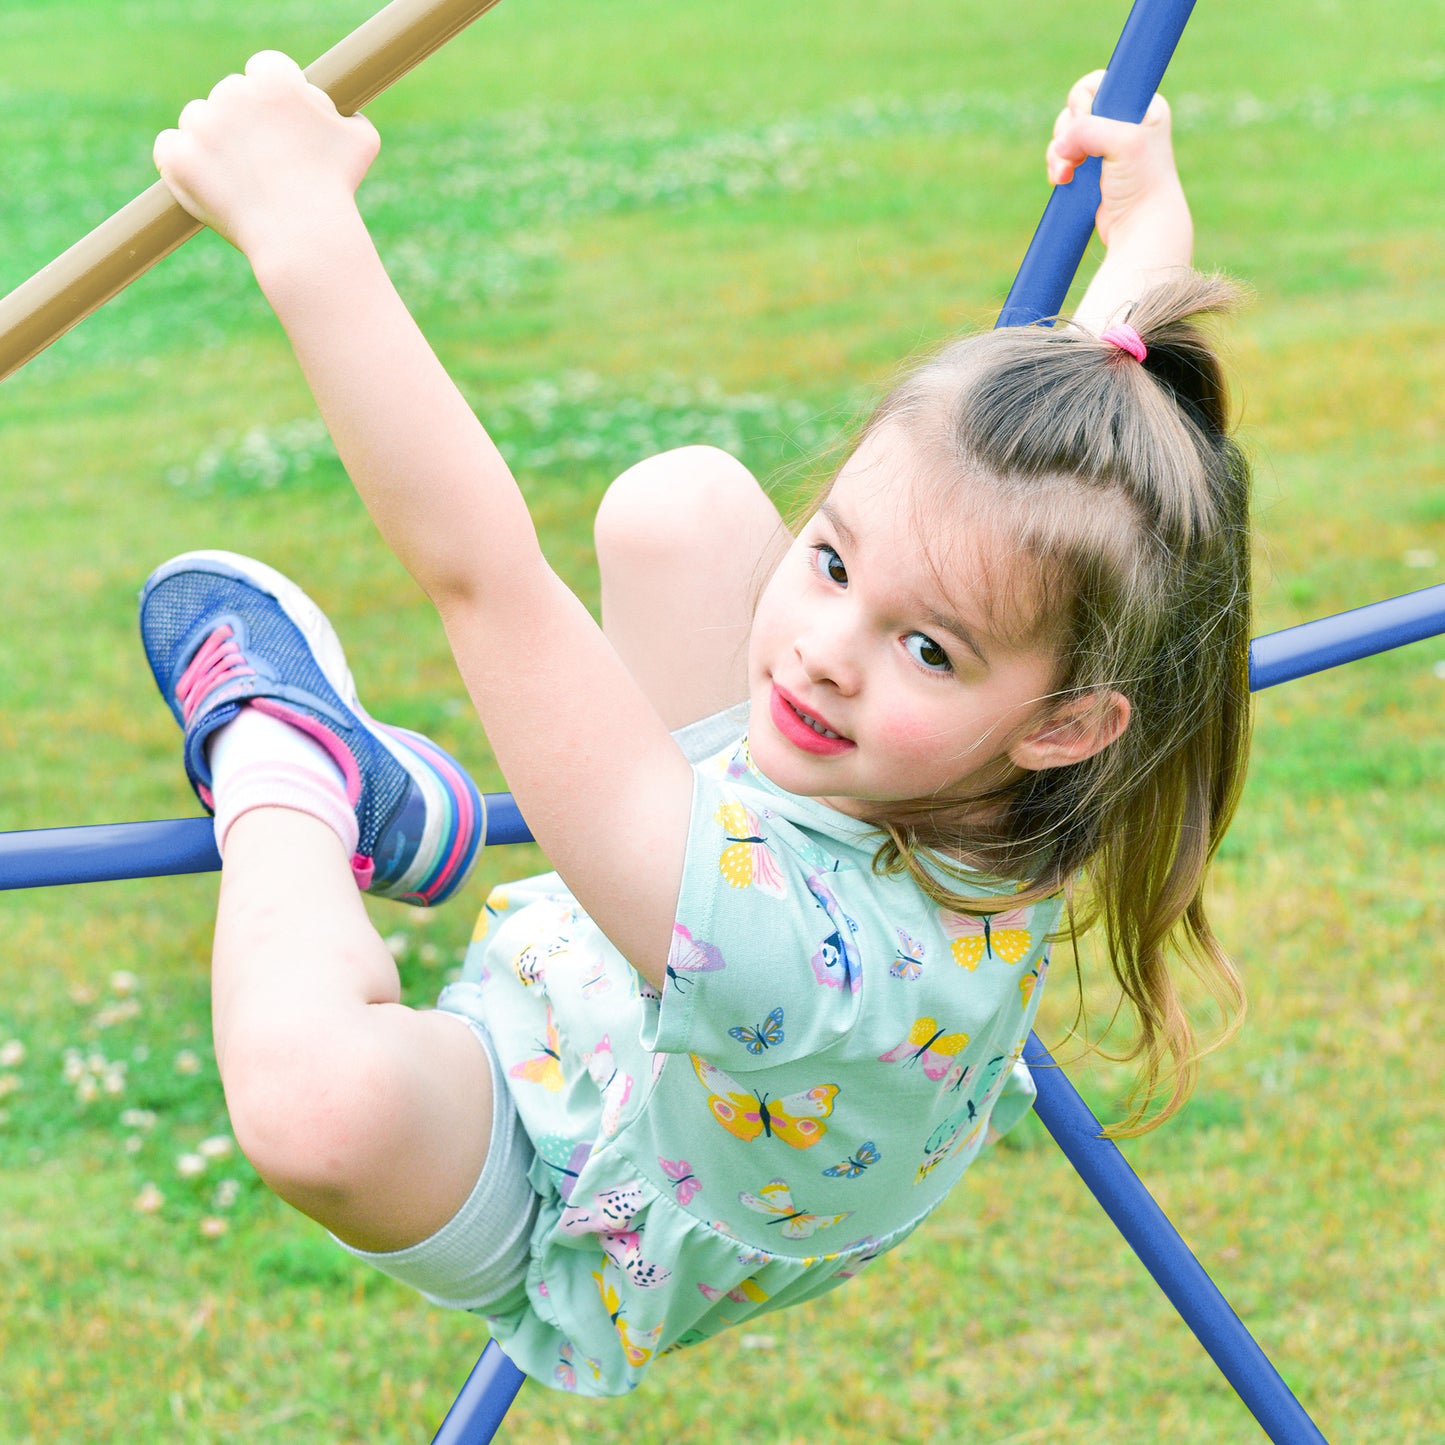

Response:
(594, 445), (791, 728)
(211, 449), (784, 1252)
(212, 806), (493, 1253)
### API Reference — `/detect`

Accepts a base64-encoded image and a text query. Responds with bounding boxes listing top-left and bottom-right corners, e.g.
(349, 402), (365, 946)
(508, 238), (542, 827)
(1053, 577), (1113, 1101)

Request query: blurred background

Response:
(0, 0), (1440, 1438)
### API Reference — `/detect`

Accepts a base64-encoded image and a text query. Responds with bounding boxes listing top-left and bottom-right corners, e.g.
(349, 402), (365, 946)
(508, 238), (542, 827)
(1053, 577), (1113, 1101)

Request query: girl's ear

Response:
(1009, 690), (1131, 771)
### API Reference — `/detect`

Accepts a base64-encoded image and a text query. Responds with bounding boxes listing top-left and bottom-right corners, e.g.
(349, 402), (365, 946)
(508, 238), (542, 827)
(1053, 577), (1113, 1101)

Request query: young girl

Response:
(141, 63), (1251, 1394)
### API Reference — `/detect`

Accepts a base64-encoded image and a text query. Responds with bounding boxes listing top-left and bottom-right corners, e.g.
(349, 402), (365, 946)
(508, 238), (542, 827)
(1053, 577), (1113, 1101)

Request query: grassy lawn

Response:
(1, 0), (1442, 1440)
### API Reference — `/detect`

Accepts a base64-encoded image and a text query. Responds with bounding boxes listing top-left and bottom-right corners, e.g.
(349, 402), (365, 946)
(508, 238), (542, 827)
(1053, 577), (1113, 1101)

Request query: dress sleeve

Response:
(638, 768), (867, 1071)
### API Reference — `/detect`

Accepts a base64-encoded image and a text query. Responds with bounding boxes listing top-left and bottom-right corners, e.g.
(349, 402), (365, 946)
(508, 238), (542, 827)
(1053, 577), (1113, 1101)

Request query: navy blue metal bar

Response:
(430, 1341), (526, 1445)
(0, 793), (534, 891)
(1025, 1036), (1329, 1444)
(8, 584), (1444, 892)
(996, 0), (1197, 328)
(1250, 582), (1445, 690)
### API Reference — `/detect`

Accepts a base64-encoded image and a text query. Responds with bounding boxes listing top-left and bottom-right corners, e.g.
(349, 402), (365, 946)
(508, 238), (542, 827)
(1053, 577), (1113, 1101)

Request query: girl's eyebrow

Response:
(818, 500), (991, 666)
(923, 605), (990, 666)
(817, 499), (854, 547)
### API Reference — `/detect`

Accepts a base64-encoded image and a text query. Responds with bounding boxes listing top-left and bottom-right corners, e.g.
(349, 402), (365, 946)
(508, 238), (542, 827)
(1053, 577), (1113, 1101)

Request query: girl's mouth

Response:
(769, 685), (854, 756)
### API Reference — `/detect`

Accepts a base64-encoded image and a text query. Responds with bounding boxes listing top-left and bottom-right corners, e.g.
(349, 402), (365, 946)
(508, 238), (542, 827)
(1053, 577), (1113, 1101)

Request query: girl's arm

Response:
(155, 53), (691, 989)
(1045, 71), (1194, 334)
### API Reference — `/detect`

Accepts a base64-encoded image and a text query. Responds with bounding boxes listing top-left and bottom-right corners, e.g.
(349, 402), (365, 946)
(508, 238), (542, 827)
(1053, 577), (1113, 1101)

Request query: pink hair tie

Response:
(1100, 322), (1147, 363)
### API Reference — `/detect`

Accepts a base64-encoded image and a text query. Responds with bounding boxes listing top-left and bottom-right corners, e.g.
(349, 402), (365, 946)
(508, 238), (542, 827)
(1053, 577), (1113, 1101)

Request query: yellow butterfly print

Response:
(1020, 948), (1052, 1007)
(878, 1018), (970, 1082)
(738, 1177), (852, 1240)
(940, 905), (1033, 970)
(697, 1277), (770, 1306)
(509, 1011), (564, 1092)
(691, 1054), (836, 1149)
(715, 800), (787, 898)
(593, 1272), (660, 1367)
(513, 936), (566, 986)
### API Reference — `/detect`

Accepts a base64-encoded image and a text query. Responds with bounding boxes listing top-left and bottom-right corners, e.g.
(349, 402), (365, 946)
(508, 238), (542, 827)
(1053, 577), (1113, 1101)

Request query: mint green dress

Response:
(439, 730), (1061, 1396)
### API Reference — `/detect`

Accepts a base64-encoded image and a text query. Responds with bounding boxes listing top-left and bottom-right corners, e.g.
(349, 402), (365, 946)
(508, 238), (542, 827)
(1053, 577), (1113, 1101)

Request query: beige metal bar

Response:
(0, 0), (505, 383)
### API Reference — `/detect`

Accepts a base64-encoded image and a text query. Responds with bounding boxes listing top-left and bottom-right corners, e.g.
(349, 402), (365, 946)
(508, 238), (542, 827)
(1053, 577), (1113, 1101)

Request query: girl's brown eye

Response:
(814, 543), (848, 585)
(905, 632), (952, 673)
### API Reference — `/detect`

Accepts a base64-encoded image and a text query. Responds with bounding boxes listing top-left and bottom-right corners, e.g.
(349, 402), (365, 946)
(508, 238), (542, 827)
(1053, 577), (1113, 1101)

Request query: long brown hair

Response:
(819, 273), (1253, 1134)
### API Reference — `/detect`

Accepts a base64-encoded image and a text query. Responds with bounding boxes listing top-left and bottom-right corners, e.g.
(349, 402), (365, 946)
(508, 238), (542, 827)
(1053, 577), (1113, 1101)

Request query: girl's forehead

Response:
(823, 428), (1055, 644)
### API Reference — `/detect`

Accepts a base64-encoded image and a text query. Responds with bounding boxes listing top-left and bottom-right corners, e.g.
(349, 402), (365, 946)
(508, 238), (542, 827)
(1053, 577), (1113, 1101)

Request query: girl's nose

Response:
(794, 618), (862, 694)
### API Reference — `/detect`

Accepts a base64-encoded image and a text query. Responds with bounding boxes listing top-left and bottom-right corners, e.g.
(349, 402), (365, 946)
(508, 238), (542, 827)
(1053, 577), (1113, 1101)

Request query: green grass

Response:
(2, 0), (1443, 1439)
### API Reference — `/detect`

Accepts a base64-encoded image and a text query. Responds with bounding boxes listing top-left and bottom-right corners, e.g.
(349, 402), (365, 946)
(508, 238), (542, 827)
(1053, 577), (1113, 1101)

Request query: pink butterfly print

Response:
(600, 1229), (673, 1290)
(583, 1034), (634, 1136)
(559, 1181), (645, 1237)
(659, 1156), (702, 1205)
(554, 1342), (577, 1391)
(697, 1278), (769, 1306)
(878, 1018), (970, 1082)
(666, 924), (727, 993)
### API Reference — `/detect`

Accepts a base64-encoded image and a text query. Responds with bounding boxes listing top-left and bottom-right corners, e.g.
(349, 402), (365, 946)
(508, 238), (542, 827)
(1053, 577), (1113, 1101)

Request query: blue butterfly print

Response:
(729, 1005), (784, 1055)
(823, 1140), (881, 1178)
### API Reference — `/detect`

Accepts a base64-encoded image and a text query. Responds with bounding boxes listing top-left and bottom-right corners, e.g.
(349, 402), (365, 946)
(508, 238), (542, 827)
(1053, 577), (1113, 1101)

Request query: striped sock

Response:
(207, 703), (359, 859)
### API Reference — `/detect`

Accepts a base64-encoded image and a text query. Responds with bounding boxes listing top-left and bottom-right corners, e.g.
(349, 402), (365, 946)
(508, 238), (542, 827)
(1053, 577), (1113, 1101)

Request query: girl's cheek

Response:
(873, 710), (945, 756)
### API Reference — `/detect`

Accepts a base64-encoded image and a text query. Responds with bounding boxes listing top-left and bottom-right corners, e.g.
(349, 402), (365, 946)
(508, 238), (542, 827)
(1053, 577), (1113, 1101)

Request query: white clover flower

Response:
(384, 932), (410, 961)
(419, 943), (441, 966)
(1404, 548), (1437, 568)
(120, 1108), (156, 1131)
(0, 1075), (20, 1098)
(62, 1049), (85, 1085)
(199, 1216), (229, 1239)
(124, 1136), (145, 1155)
(110, 970), (139, 996)
(174, 1050), (202, 1076)
(76, 1075), (100, 1104)
(213, 1178), (240, 1210)
(102, 1066), (126, 1097)
(0, 1040), (24, 1068)
(176, 1152), (207, 1179)
(94, 999), (142, 1029)
(134, 1183), (164, 1214)
(197, 1135), (233, 1161)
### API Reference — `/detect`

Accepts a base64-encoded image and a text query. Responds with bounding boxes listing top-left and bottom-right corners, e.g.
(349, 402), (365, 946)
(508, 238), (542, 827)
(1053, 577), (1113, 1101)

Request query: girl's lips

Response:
(769, 685), (854, 756)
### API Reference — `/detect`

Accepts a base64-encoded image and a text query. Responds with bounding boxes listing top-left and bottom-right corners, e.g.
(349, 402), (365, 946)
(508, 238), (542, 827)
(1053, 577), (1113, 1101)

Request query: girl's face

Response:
(747, 427), (1067, 819)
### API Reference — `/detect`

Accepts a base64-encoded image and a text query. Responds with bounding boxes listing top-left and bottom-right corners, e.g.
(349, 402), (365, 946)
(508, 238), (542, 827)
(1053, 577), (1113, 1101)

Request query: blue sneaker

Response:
(139, 550), (484, 905)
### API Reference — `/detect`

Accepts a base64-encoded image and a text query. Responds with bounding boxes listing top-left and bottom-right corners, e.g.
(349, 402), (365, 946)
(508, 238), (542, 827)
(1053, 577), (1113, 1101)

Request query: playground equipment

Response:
(3, 0), (1439, 1439)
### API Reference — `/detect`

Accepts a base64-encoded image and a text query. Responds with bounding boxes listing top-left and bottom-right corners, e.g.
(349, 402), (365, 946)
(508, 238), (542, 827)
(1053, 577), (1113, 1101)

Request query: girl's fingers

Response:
(245, 49), (307, 81)
(152, 127), (179, 170)
(177, 97), (209, 131)
(1066, 69), (1106, 115)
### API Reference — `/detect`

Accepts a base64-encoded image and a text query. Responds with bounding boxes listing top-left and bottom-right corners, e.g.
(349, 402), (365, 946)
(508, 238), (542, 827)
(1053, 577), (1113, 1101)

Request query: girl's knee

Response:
(221, 1019), (397, 1209)
(594, 446), (765, 563)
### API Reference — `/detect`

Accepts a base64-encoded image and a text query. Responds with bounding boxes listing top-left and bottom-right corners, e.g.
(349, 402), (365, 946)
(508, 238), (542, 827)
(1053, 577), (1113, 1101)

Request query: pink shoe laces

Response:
(176, 625), (256, 723)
